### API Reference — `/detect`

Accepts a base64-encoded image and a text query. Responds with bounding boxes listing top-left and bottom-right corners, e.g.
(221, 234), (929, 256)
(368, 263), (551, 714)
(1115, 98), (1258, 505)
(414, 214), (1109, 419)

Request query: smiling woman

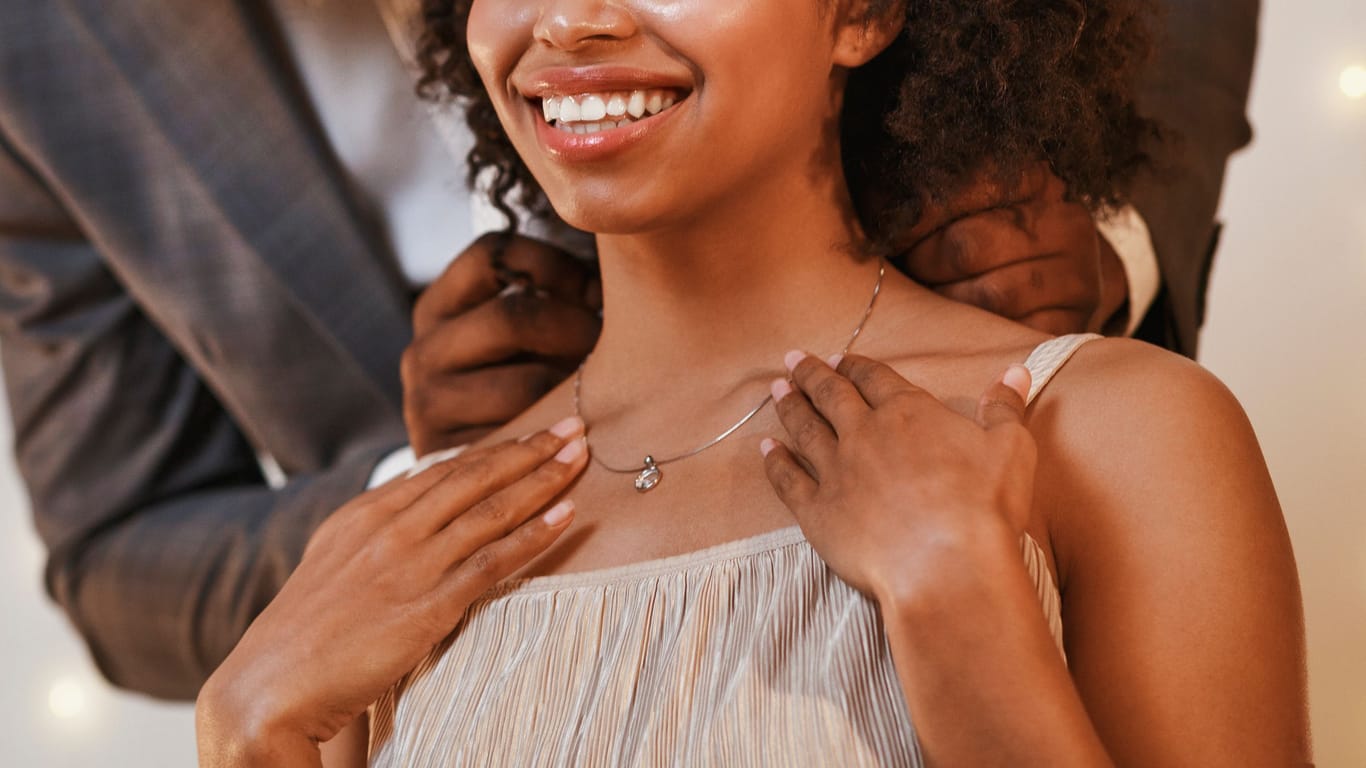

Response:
(417, 0), (1154, 251)
(193, 0), (1309, 766)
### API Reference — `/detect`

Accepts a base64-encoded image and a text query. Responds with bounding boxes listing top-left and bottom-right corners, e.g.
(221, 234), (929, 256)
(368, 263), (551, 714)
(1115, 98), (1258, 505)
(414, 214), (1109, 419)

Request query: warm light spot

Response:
(47, 678), (86, 720)
(1341, 65), (1366, 100)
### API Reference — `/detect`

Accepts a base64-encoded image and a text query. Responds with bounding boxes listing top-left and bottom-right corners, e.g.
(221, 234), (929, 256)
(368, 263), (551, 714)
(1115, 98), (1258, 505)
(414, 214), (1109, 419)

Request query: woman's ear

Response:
(831, 0), (904, 68)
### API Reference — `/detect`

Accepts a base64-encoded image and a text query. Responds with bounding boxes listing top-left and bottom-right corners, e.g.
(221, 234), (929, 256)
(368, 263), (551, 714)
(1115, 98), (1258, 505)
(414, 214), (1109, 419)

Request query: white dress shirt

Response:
(266, 0), (500, 287)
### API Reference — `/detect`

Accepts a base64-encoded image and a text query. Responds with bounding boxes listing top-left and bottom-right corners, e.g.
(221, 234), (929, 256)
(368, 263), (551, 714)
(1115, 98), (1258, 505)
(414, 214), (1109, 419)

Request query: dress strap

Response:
(1022, 333), (1102, 406)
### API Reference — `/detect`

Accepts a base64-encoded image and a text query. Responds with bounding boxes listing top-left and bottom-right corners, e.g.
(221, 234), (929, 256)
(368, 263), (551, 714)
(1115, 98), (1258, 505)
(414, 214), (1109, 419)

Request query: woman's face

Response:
(466, 0), (857, 235)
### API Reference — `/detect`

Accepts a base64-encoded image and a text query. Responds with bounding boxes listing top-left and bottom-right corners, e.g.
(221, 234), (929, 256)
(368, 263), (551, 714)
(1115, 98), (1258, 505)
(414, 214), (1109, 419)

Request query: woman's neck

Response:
(583, 162), (886, 402)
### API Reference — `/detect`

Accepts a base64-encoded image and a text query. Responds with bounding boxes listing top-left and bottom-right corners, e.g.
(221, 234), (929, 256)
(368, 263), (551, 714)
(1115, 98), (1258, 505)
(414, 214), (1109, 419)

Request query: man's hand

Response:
(896, 164), (1129, 336)
(402, 233), (601, 456)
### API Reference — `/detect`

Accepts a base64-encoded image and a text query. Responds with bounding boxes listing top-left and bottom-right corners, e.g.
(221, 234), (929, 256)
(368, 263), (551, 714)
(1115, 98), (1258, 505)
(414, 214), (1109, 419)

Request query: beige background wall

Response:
(1, 1), (1362, 764)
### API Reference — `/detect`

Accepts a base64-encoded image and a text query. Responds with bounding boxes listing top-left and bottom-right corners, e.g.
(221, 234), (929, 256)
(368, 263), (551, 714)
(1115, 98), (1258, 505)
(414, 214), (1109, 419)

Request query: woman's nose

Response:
(533, 0), (638, 51)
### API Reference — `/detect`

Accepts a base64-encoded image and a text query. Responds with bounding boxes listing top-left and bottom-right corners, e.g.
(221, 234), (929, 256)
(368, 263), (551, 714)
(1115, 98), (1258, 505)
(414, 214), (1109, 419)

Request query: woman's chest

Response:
(512, 423), (801, 580)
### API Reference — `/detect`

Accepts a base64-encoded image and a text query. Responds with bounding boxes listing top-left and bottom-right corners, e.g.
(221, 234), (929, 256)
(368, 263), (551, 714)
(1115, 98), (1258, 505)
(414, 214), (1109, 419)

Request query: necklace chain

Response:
(572, 259), (885, 491)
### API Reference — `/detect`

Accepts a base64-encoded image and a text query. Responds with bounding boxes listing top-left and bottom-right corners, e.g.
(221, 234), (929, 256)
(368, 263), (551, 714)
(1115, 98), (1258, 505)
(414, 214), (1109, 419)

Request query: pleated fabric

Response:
(369, 334), (1097, 767)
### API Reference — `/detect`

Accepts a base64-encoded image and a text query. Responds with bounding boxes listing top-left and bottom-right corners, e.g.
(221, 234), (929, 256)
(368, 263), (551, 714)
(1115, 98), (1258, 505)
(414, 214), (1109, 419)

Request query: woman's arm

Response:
(1035, 341), (1309, 765)
(762, 345), (1309, 765)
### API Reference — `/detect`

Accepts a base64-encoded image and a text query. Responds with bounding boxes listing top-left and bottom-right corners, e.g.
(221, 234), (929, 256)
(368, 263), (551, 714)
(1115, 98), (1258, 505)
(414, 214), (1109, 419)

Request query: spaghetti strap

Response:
(1022, 333), (1102, 406)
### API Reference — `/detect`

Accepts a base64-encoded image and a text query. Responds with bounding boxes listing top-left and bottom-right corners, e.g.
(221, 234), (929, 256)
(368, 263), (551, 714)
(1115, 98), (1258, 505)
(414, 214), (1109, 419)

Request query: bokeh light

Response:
(1341, 65), (1366, 99)
(47, 677), (87, 720)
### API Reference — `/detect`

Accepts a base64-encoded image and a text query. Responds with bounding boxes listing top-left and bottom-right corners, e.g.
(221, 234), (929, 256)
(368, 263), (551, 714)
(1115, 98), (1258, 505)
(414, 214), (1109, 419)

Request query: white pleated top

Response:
(369, 334), (1099, 767)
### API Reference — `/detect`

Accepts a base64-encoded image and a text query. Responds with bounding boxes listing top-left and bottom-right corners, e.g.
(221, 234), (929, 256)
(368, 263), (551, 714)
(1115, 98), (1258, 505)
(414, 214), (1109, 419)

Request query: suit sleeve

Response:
(0, 132), (397, 701)
(1129, 0), (1261, 357)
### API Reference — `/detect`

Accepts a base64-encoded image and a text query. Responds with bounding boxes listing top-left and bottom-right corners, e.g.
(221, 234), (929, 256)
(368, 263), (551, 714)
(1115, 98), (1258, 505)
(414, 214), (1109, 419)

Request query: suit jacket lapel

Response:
(62, 0), (413, 409)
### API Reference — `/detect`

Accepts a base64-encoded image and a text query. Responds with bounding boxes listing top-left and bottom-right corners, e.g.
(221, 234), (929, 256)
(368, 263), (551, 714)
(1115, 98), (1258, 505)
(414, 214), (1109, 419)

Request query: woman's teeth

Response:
(541, 89), (680, 134)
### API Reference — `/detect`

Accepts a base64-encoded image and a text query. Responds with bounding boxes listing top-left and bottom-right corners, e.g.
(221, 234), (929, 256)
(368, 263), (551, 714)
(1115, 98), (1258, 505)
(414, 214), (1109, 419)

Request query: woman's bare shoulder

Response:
(1027, 336), (1284, 580)
(1024, 345), (1307, 765)
(1028, 336), (1247, 441)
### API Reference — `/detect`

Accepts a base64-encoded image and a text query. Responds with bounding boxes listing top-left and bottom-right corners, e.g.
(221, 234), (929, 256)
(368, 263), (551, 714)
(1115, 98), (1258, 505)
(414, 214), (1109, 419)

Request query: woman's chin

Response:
(548, 199), (677, 238)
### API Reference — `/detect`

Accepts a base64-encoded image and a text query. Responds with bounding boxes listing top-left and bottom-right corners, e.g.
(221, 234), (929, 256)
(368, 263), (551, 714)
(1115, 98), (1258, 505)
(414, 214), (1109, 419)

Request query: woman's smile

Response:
(515, 66), (693, 162)
(540, 88), (681, 134)
(469, 0), (844, 233)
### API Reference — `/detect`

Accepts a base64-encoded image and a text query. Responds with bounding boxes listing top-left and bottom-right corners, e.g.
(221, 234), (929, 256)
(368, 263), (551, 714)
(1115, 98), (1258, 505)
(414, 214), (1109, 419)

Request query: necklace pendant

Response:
(634, 456), (662, 493)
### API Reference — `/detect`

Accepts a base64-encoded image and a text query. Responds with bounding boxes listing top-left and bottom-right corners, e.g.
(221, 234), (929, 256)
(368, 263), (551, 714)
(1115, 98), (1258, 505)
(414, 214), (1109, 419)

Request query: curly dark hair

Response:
(414, 0), (1157, 250)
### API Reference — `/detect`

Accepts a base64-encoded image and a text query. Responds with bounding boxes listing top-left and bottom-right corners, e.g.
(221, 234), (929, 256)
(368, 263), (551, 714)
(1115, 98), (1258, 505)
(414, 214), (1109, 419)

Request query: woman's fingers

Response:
(785, 351), (867, 430)
(436, 498), (577, 614)
(400, 417), (585, 536)
(976, 365), (1032, 431)
(760, 438), (818, 512)
(770, 378), (838, 474)
(432, 433), (589, 562)
(831, 354), (924, 409)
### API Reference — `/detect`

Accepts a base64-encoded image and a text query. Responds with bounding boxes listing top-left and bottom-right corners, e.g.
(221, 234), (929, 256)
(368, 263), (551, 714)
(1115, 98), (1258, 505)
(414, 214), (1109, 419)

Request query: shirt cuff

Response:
(366, 446), (417, 489)
(1096, 205), (1161, 337)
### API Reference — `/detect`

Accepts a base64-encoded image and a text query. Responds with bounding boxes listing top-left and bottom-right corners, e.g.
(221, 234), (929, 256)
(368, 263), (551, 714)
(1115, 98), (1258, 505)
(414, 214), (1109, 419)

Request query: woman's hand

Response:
(196, 418), (589, 767)
(759, 352), (1036, 607)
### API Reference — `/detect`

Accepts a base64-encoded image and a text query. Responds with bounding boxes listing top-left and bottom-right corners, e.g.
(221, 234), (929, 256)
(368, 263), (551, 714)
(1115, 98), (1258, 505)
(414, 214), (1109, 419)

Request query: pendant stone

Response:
(634, 456), (662, 493)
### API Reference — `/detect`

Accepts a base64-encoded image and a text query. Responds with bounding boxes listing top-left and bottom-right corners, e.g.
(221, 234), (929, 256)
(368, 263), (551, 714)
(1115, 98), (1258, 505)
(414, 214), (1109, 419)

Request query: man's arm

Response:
(0, 135), (396, 701)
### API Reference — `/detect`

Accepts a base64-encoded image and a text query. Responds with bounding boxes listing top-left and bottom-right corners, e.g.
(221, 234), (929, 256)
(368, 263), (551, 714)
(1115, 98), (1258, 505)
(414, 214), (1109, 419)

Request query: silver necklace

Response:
(572, 259), (885, 493)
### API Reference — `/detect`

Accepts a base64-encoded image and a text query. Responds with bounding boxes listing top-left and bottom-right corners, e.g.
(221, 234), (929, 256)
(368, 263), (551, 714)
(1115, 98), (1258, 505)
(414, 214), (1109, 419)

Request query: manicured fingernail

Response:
(554, 437), (586, 463)
(549, 415), (584, 439)
(784, 350), (808, 372)
(759, 438), (777, 457)
(1003, 364), (1032, 394)
(770, 378), (793, 402)
(826, 353), (844, 369)
(542, 500), (574, 526)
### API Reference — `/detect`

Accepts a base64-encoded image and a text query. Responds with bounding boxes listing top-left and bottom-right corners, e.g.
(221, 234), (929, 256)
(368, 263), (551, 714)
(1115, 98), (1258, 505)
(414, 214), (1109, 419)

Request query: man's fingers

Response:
(976, 365), (1032, 431)
(405, 292), (601, 374)
(932, 255), (1097, 322)
(414, 232), (598, 333)
(405, 363), (568, 436)
(901, 207), (1036, 285)
(898, 162), (1050, 249)
(1015, 307), (1092, 337)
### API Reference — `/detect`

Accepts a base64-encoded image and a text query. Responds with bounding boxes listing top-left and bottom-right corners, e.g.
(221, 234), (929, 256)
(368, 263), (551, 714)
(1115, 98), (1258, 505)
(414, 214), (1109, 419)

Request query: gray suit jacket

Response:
(0, 0), (413, 698)
(0, 0), (1258, 701)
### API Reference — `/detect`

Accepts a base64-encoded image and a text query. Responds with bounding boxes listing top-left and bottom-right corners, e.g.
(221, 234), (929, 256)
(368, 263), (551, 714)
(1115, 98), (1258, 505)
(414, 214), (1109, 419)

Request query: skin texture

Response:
(202, 0), (1308, 764)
